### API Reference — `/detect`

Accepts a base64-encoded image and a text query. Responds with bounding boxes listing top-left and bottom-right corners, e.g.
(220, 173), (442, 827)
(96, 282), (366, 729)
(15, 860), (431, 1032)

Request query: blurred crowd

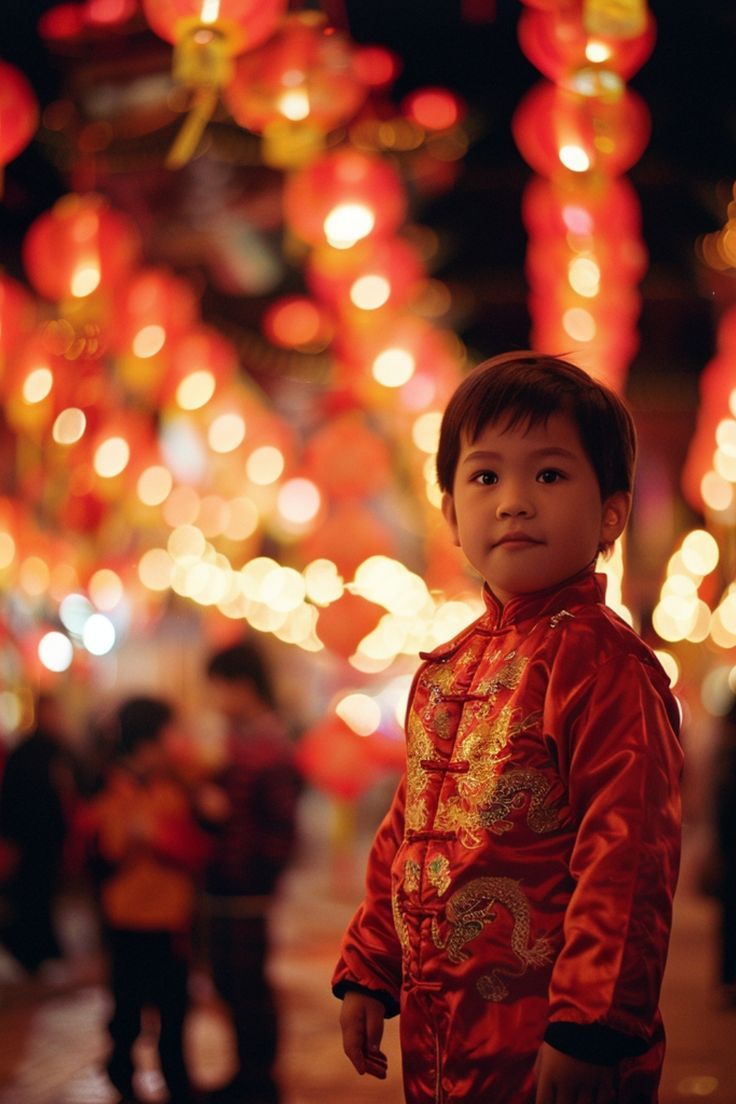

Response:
(0, 640), (302, 1104)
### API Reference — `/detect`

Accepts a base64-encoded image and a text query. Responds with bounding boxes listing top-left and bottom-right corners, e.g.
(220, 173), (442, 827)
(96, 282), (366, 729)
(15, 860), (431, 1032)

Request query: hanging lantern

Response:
(90, 411), (155, 497)
(336, 314), (461, 408)
(3, 333), (64, 435)
(114, 268), (201, 399)
(402, 87), (466, 132)
(141, 0), (288, 167)
(113, 267), (200, 354)
(283, 147), (406, 250)
(518, 5), (655, 85)
(512, 80), (650, 180)
(22, 193), (141, 306)
(296, 714), (384, 800)
(306, 236), (425, 317)
(0, 276), (37, 376)
(261, 295), (333, 352)
(315, 591), (383, 659)
(298, 502), (395, 579)
(163, 325), (238, 411)
(0, 61), (39, 186)
(304, 412), (393, 501)
(224, 12), (368, 169)
(521, 174), (642, 242)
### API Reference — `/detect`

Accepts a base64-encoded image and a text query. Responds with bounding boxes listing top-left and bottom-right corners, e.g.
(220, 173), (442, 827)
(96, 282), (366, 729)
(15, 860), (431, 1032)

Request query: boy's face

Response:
(442, 412), (630, 605)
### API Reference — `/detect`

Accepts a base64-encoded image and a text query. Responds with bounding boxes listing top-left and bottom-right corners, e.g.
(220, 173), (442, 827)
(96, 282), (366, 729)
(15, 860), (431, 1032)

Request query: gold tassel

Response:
(583, 0), (648, 38)
(166, 85), (219, 168)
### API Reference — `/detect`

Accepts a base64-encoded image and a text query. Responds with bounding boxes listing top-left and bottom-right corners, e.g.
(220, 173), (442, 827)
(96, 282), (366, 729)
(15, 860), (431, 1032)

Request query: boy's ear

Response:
(441, 492), (461, 547)
(600, 491), (631, 545)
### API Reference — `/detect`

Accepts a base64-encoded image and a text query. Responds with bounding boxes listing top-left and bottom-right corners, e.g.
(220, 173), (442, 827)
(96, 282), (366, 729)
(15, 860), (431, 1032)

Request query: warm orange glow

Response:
(403, 87), (464, 131)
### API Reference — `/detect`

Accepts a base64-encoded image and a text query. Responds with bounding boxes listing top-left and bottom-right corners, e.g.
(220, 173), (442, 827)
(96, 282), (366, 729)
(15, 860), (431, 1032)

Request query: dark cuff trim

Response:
(544, 1022), (651, 1066)
(332, 980), (400, 1018)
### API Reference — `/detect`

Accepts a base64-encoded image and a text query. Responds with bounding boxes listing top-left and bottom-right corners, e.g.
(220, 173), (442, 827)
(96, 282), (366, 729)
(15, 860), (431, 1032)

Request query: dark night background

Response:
(1, 0), (735, 495)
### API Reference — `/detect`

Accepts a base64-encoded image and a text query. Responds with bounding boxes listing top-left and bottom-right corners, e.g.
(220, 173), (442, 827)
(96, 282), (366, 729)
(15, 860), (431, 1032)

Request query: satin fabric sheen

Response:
(333, 567), (683, 1103)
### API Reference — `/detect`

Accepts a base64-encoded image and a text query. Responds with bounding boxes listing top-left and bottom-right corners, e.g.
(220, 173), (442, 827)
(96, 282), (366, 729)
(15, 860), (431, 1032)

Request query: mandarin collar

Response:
(481, 564), (606, 631)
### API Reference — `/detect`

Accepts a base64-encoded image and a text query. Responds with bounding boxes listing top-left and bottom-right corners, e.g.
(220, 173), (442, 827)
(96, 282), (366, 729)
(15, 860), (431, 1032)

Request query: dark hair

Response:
(116, 696), (173, 759)
(436, 351), (637, 500)
(206, 640), (275, 707)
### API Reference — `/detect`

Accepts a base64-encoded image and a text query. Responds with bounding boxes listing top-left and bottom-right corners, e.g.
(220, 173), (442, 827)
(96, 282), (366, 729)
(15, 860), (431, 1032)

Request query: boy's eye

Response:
(537, 468), (564, 484)
(473, 471), (498, 486)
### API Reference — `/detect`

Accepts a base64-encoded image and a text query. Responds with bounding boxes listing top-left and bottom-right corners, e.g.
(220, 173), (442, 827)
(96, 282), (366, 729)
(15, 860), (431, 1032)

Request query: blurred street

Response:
(0, 795), (734, 1104)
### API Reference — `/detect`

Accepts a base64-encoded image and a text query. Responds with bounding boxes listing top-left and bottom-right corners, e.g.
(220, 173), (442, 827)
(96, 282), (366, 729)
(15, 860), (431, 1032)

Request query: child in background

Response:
(333, 352), (683, 1104)
(85, 696), (211, 1104)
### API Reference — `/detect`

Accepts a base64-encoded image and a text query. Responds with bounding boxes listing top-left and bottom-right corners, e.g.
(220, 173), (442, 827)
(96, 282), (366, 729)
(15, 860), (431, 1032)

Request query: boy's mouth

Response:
(493, 532), (543, 547)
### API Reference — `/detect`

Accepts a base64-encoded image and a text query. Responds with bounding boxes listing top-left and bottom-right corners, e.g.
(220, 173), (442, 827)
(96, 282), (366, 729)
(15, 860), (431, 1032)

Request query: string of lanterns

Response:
(513, 0), (653, 393)
(0, 2), (481, 791)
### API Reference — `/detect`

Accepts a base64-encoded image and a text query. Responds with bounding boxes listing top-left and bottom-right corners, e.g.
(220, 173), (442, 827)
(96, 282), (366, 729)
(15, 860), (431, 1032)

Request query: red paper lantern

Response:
(0, 276), (37, 366)
(113, 267), (200, 353)
(298, 502), (395, 578)
(304, 412), (393, 501)
(352, 44), (401, 91)
(521, 174), (642, 241)
(0, 62), (38, 172)
(402, 87), (466, 132)
(3, 334), (62, 433)
(224, 12), (367, 168)
(143, 0), (288, 167)
(163, 325), (238, 409)
(283, 147), (406, 249)
(142, 0), (285, 52)
(23, 193), (141, 304)
(525, 237), (647, 289)
(261, 296), (333, 350)
(296, 715), (383, 799)
(306, 236), (424, 316)
(512, 81), (650, 179)
(518, 5), (656, 84)
(316, 591), (383, 659)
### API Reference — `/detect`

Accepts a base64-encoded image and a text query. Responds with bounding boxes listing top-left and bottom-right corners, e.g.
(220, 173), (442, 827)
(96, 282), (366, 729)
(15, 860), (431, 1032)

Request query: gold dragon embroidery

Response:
(406, 706), (437, 833)
(431, 876), (553, 1001)
(479, 768), (560, 835)
(473, 650), (526, 699)
(434, 702), (514, 845)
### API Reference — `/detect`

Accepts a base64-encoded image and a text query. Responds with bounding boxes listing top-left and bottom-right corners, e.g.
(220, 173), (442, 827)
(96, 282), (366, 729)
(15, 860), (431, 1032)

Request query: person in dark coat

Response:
(204, 641), (302, 1104)
(0, 694), (77, 973)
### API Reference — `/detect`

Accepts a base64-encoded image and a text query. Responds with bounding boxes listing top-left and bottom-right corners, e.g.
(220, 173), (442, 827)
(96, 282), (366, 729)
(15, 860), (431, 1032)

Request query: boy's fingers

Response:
(364, 1055), (388, 1080)
(339, 993), (388, 1078)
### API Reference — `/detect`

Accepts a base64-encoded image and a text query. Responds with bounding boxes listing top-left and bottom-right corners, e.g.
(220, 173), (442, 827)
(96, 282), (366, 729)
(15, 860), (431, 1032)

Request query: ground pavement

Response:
(0, 793), (733, 1104)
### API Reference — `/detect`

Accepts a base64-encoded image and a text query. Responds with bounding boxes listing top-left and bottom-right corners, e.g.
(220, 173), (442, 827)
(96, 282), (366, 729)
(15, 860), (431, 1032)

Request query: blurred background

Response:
(0, 1), (736, 1102)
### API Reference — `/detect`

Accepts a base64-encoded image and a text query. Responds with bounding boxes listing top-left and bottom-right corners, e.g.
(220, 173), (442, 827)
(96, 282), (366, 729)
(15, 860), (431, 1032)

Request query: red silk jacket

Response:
(333, 567), (683, 1104)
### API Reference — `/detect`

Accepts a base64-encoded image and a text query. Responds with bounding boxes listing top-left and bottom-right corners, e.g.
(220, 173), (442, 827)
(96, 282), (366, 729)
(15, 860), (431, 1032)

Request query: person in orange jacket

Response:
(334, 353), (683, 1104)
(85, 696), (212, 1104)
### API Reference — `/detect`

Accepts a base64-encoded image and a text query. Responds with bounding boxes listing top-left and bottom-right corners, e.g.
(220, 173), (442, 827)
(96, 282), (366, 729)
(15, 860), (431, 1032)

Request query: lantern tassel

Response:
(166, 87), (218, 169)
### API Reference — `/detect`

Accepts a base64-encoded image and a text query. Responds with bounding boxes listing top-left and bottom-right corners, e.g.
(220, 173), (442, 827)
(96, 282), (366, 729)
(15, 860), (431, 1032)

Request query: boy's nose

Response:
(496, 497), (533, 518)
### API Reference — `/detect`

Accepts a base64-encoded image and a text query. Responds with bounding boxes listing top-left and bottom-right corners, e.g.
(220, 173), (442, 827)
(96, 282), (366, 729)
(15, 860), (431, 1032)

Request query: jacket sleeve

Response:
(545, 652), (683, 1062)
(331, 775), (406, 1016)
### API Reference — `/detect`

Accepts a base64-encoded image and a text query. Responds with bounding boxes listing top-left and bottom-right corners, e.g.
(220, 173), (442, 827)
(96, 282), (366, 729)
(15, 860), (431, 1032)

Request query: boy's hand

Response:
(339, 990), (389, 1079)
(535, 1042), (615, 1104)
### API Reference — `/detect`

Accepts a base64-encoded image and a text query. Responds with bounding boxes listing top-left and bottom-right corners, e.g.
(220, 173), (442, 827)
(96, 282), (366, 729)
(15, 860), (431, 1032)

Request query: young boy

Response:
(333, 352), (683, 1104)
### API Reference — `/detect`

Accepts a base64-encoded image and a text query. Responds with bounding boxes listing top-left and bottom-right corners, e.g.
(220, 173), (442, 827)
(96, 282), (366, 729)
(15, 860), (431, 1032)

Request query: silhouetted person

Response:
(204, 640), (301, 1104)
(713, 696), (736, 1007)
(0, 694), (77, 973)
(83, 696), (211, 1104)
